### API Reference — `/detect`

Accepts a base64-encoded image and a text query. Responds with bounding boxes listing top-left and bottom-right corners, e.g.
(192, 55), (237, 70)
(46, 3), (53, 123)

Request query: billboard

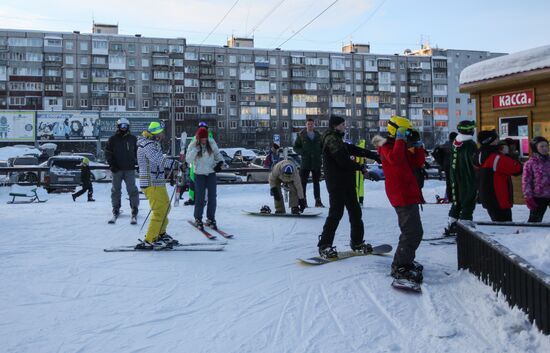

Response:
(0, 111), (35, 141)
(99, 111), (160, 139)
(36, 111), (100, 140)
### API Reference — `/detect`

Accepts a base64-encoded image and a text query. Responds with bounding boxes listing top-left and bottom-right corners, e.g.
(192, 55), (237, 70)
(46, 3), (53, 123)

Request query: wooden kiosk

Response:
(459, 45), (550, 203)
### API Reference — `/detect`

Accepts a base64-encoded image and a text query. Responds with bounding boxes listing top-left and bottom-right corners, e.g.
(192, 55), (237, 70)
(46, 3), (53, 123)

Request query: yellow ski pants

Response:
(142, 186), (170, 243)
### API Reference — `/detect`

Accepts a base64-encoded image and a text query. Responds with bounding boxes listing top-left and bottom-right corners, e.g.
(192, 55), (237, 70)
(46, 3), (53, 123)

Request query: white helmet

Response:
(116, 118), (130, 129)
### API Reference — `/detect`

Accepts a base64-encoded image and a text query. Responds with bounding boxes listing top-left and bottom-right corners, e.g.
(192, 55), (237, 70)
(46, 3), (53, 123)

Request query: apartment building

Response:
(0, 26), (501, 148)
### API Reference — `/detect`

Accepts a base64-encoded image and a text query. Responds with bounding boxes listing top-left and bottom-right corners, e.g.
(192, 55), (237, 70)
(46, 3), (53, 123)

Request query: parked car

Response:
(41, 155), (111, 192)
(219, 148), (257, 162)
(366, 163), (384, 181)
(0, 160), (9, 184)
(8, 156), (40, 184)
(246, 156), (270, 182)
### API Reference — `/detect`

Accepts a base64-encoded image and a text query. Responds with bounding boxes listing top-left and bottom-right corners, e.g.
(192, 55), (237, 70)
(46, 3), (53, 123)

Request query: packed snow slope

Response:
(1, 180), (549, 353)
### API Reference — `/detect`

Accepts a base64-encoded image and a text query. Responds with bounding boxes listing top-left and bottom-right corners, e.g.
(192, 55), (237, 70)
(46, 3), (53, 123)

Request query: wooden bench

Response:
(7, 188), (48, 204)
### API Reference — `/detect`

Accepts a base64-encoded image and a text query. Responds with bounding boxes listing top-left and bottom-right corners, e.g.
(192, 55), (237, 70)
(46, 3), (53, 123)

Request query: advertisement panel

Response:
(0, 111), (35, 141)
(36, 111), (100, 140)
(99, 111), (160, 139)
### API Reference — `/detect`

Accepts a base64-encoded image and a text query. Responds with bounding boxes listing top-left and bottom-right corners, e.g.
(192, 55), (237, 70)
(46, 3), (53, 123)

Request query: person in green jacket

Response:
(446, 120), (478, 235)
(293, 118), (324, 207)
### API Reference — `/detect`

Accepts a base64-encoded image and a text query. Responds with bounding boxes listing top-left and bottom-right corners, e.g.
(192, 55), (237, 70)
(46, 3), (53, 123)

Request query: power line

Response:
(338, 0), (388, 43)
(247, 0), (287, 37)
(200, 0), (240, 45)
(277, 0), (339, 48)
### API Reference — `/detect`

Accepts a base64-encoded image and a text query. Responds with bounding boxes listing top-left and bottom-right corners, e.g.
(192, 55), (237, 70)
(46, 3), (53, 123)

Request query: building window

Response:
(80, 42), (88, 51)
(282, 121), (289, 129)
(80, 99), (88, 107)
(143, 99), (150, 108)
(230, 120), (238, 129)
(65, 98), (73, 107)
(456, 98), (461, 104)
(66, 84), (74, 93)
(218, 121), (225, 128)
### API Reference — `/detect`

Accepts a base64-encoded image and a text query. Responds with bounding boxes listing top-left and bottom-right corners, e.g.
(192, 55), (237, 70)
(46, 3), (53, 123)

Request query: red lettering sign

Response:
(492, 89), (535, 110)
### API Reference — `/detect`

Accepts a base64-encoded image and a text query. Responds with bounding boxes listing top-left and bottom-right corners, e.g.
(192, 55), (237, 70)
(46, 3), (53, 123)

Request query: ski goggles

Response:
(118, 123), (129, 129)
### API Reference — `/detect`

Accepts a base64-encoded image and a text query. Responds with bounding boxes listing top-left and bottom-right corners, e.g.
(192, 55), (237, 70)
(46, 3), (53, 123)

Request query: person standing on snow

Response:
(269, 159), (306, 215)
(446, 120), (478, 235)
(104, 118), (140, 219)
(522, 136), (550, 223)
(432, 131), (458, 202)
(263, 143), (281, 170)
(317, 115), (380, 259)
(72, 157), (95, 202)
(185, 127), (224, 231)
(372, 115), (425, 284)
(135, 121), (179, 249)
(184, 121), (211, 206)
(294, 118), (324, 208)
(475, 130), (522, 222)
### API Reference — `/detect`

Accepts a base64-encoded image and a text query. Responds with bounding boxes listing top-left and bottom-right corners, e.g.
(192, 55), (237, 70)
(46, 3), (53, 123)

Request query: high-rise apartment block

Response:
(0, 27), (504, 148)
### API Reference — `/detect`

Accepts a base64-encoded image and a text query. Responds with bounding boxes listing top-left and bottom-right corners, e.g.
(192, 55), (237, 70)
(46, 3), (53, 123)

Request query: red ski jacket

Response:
(376, 137), (425, 207)
(476, 150), (522, 210)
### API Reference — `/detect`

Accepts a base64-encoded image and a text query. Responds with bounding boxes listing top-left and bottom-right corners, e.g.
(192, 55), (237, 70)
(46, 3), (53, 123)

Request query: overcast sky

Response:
(0, 0), (548, 55)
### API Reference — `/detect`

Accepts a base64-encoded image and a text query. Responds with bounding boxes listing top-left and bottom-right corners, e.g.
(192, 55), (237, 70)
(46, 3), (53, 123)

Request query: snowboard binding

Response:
(260, 205), (272, 214)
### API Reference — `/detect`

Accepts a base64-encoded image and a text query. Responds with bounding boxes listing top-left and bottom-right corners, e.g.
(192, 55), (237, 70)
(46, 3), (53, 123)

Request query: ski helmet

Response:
(116, 118), (130, 130)
(530, 136), (549, 154)
(387, 115), (412, 137)
(198, 121), (208, 128)
(283, 164), (295, 175)
(147, 121), (165, 135)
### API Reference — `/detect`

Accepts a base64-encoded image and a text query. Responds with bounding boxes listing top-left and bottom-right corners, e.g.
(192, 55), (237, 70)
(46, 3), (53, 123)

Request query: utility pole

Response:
(170, 59), (176, 155)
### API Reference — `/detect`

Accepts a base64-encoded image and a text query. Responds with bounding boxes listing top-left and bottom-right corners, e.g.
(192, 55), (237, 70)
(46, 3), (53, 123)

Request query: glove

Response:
(396, 127), (409, 140)
(525, 197), (538, 211)
(214, 161), (223, 173)
(298, 199), (307, 213)
(270, 187), (281, 201)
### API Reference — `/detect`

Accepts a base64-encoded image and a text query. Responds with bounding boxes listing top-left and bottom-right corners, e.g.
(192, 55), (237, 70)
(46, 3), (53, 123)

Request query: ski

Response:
(298, 244), (392, 265)
(104, 245), (224, 252)
(391, 278), (422, 293)
(104, 241), (227, 252)
(130, 216), (137, 225)
(205, 225), (234, 239)
(187, 220), (217, 240)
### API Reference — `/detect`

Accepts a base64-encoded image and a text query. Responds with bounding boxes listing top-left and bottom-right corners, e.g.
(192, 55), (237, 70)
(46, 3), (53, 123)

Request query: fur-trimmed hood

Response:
(371, 135), (387, 148)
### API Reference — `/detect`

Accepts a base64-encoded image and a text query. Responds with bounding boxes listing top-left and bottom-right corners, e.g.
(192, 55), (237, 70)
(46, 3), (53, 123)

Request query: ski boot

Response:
(158, 233), (178, 246)
(194, 218), (205, 231)
(443, 221), (457, 237)
(132, 207), (139, 217)
(350, 241), (373, 254)
(318, 245), (338, 259)
(291, 206), (301, 215)
(87, 196), (95, 202)
(315, 198), (325, 208)
(391, 263), (423, 284)
(205, 218), (217, 230)
(134, 239), (155, 250)
(260, 205), (272, 214)
(71, 194), (77, 202)
(184, 199), (195, 206)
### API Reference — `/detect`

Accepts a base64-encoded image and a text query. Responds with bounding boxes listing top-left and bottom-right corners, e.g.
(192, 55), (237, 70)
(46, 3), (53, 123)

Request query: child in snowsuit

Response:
(372, 115), (425, 284)
(522, 136), (550, 222)
(72, 157), (95, 202)
(475, 130), (522, 222)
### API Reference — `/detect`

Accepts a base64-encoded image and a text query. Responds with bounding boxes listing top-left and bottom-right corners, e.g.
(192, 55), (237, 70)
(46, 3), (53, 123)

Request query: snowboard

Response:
(391, 278), (422, 293)
(298, 244), (392, 265)
(243, 210), (322, 217)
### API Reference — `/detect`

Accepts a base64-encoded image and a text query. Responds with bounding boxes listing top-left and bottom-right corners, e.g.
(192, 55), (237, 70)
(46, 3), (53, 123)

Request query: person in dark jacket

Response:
(432, 132), (458, 202)
(475, 130), (522, 222)
(72, 157), (95, 202)
(263, 143), (281, 170)
(372, 115), (425, 283)
(294, 118), (324, 207)
(104, 118), (140, 218)
(447, 120), (478, 235)
(317, 115), (380, 259)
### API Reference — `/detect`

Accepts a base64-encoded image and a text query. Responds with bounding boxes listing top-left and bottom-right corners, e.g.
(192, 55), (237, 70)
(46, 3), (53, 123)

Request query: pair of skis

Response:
(186, 220), (234, 240)
(104, 241), (226, 252)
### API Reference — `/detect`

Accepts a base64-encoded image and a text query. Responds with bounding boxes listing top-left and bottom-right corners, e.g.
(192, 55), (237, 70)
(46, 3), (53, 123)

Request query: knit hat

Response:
(198, 121), (208, 128)
(457, 120), (476, 134)
(81, 157), (89, 165)
(147, 121), (164, 135)
(329, 115), (345, 128)
(478, 129), (498, 146)
(196, 127), (209, 139)
(283, 164), (295, 175)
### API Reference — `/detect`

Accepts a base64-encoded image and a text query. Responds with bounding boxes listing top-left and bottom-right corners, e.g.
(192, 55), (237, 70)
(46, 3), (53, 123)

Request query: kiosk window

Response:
(499, 116), (528, 158)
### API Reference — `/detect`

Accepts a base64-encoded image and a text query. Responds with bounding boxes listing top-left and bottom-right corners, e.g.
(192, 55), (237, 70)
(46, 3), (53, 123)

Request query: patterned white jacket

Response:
(137, 135), (175, 188)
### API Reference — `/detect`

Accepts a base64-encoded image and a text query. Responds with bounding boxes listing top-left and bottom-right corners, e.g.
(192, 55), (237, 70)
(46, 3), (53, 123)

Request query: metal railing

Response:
(457, 223), (550, 334)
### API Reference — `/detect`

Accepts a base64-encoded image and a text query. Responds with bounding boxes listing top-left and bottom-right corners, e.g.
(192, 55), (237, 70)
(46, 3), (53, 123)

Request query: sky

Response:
(0, 0), (548, 55)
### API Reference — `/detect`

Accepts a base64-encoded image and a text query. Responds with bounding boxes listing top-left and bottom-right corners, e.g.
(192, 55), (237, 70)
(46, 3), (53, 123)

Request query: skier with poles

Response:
(135, 121), (180, 250)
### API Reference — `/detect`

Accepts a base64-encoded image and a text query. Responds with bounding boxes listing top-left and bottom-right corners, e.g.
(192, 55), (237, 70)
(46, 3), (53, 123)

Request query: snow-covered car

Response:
(219, 148), (257, 162)
(245, 156), (270, 182)
(8, 156), (40, 184)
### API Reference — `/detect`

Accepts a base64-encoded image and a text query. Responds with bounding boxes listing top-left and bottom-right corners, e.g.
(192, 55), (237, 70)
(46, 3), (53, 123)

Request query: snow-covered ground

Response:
(1, 180), (549, 353)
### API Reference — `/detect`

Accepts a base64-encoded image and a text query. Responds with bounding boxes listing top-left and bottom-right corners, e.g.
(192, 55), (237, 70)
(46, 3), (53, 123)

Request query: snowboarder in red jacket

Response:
(372, 116), (425, 284)
(475, 130), (522, 222)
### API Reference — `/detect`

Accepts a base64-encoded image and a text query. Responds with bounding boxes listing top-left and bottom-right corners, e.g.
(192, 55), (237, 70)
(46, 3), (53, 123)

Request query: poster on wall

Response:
(0, 111), (35, 141)
(99, 112), (160, 139)
(36, 111), (100, 140)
